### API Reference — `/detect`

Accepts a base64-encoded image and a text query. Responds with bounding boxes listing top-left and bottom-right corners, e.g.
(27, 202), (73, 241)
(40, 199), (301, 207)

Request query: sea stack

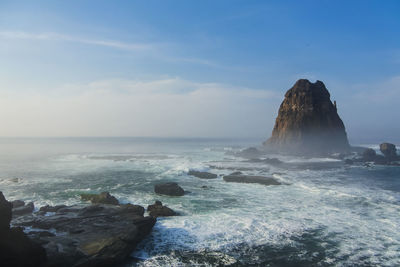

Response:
(264, 79), (350, 155)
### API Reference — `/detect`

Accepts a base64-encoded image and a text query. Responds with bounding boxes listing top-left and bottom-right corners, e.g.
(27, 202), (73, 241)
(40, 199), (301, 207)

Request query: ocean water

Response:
(1, 137), (400, 266)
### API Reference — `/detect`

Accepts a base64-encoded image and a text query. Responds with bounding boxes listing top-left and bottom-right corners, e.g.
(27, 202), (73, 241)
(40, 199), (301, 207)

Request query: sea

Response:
(0, 137), (399, 267)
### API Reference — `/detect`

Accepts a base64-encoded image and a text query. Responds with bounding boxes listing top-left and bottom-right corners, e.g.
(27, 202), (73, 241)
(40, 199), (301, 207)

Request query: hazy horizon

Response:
(1, 1), (399, 143)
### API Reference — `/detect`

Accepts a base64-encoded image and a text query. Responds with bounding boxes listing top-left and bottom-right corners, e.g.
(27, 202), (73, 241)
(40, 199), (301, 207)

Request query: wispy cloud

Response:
(0, 31), (155, 51)
(0, 30), (233, 69)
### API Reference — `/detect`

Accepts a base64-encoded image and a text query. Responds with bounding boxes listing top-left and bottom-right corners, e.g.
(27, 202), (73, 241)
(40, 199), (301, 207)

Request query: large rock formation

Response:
(0, 192), (46, 267)
(12, 203), (156, 266)
(264, 79), (350, 155)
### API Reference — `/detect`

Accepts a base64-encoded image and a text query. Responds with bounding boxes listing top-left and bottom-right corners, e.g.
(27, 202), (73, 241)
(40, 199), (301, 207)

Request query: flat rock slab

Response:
(12, 204), (156, 267)
(154, 182), (185, 196)
(147, 201), (177, 217)
(188, 170), (218, 179)
(223, 174), (281, 186)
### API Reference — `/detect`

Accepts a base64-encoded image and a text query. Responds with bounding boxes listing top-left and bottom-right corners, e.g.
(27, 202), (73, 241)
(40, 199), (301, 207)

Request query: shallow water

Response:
(1, 137), (399, 266)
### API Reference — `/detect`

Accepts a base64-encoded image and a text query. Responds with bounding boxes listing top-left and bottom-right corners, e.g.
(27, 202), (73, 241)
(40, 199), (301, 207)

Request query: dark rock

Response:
(154, 182), (185, 196)
(380, 143), (397, 158)
(0, 192), (12, 231)
(147, 201), (177, 217)
(12, 202), (34, 216)
(223, 174), (281, 186)
(246, 158), (283, 165)
(0, 192), (46, 267)
(119, 203), (145, 216)
(235, 147), (264, 159)
(0, 227), (47, 267)
(80, 191), (119, 205)
(344, 159), (354, 165)
(11, 200), (25, 208)
(362, 148), (377, 161)
(229, 171), (243, 176)
(373, 155), (389, 165)
(12, 203), (156, 267)
(188, 170), (218, 179)
(39, 204), (67, 213)
(264, 79), (350, 155)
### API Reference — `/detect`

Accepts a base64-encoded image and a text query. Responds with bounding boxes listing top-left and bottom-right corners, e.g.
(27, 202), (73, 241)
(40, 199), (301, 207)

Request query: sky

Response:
(0, 0), (399, 143)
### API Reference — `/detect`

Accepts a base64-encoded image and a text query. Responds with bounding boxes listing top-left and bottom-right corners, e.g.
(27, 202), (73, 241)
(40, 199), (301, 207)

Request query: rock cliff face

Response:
(264, 79), (350, 155)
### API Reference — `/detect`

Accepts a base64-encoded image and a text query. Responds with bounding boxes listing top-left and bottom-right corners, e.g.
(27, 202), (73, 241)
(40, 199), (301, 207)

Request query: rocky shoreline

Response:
(0, 190), (182, 267)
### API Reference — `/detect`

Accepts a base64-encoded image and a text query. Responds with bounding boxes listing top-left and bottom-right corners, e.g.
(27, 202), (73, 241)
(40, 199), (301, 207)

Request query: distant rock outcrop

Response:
(188, 170), (218, 179)
(154, 182), (185, 196)
(380, 143), (397, 159)
(264, 79), (350, 155)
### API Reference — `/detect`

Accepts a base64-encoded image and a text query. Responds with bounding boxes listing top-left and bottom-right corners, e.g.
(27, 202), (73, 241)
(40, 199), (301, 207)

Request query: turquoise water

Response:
(1, 138), (400, 266)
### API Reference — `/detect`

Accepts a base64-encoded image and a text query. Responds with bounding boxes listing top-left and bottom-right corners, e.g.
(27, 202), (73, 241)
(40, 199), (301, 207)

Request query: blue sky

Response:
(0, 0), (399, 143)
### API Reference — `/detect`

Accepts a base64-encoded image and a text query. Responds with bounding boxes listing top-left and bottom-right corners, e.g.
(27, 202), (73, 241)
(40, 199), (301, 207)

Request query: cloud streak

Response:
(0, 31), (155, 51)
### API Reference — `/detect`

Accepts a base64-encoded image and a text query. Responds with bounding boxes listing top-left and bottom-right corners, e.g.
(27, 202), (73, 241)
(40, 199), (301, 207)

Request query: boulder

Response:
(12, 202), (34, 216)
(264, 79), (350, 155)
(362, 148), (377, 161)
(80, 191), (119, 205)
(380, 143), (397, 158)
(154, 182), (185, 196)
(11, 200), (25, 208)
(188, 170), (218, 179)
(223, 174), (281, 186)
(119, 203), (145, 216)
(147, 200), (177, 217)
(38, 205), (68, 214)
(12, 203), (156, 266)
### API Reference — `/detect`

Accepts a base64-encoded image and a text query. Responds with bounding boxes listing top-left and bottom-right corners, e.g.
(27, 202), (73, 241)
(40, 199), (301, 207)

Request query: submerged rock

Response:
(147, 200), (177, 217)
(264, 79), (350, 155)
(245, 158), (283, 165)
(235, 147), (264, 159)
(11, 200), (25, 208)
(154, 182), (185, 196)
(362, 148), (377, 162)
(223, 173), (281, 186)
(188, 170), (218, 179)
(80, 191), (119, 205)
(12, 202), (34, 216)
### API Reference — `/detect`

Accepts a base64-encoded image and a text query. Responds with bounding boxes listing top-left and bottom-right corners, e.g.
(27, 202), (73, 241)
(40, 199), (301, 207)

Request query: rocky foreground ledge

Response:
(0, 191), (157, 267)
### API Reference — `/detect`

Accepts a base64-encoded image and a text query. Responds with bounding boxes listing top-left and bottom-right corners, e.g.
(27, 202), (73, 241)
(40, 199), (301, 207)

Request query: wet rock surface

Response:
(154, 182), (185, 196)
(223, 173), (281, 186)
(356, 143), (400, 166)
(80, 191), (119, 205)
(188, 170), (218, 179)
(12, 203), (156, 267)
(147, 200), (177, 217)
(12, 201), (34, 217)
